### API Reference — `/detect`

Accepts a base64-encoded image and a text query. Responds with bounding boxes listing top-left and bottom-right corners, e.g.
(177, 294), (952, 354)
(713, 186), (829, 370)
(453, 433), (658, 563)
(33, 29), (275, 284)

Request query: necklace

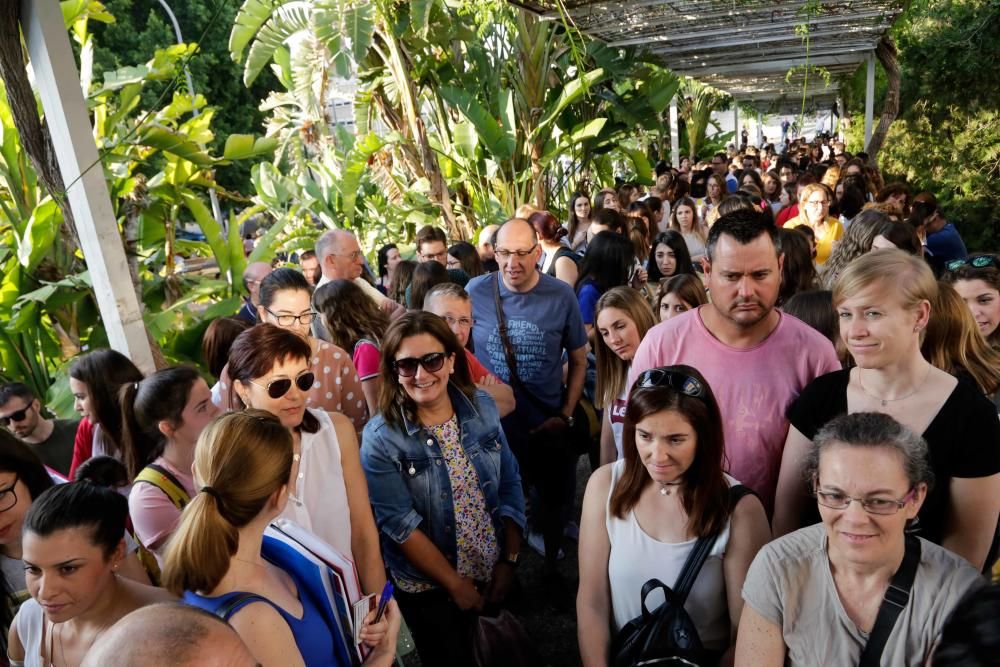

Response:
(857, 365), (932, 407)
(658, 481), (683, 496)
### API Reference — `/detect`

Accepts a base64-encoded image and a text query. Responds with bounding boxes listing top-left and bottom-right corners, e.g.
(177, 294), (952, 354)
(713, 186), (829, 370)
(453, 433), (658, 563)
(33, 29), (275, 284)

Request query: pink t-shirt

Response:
(128, 457), (195, 565)
(353, 339), (381, 381)
(628, 308), (841, 513)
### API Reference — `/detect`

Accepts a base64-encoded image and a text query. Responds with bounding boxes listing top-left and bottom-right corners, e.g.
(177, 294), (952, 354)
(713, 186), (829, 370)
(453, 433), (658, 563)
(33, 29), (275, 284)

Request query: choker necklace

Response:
(658, 481), (683, 496)
(858, 366), (932, 407)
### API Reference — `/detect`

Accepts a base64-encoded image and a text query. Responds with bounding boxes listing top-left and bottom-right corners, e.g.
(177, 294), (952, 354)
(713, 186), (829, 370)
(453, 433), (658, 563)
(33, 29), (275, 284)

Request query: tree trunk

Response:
(865, 35), (901, 166)
(0, 4), (79, 246)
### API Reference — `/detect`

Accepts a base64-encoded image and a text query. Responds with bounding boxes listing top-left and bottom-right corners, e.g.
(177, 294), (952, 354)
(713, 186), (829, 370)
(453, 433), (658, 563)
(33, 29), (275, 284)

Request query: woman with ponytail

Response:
(227, 325), (385, 596)
(162, 411), (400, 667)
(120, 366), (221, 565)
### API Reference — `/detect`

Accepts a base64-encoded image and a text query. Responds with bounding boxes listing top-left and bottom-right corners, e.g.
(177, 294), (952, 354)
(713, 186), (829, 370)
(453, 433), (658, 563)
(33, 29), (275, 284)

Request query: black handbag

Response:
(611, 485), (752, 667)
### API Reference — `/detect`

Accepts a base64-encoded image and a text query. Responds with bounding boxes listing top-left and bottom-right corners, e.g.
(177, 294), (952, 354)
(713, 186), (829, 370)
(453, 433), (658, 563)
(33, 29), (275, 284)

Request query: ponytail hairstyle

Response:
(69, 349), (144, 457)
(120, 366), (203, 480)
(161, 410), (292, 595)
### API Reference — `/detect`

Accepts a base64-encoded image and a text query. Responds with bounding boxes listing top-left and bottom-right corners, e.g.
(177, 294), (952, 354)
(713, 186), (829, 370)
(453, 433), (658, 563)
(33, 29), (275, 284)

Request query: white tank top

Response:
(279, 409), (352, 556)
(605, 460), (734, 650)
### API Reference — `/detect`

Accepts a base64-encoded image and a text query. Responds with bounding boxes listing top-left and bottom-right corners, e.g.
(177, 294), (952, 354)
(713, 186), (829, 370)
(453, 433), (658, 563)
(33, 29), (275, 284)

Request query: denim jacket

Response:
(360, 385), (526, 588)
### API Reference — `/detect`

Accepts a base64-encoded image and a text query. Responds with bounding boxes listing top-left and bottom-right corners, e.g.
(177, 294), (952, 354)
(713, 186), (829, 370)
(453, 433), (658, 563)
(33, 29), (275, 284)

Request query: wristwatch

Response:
(503, 552), (520, 567)
(560, 413), (576, 428)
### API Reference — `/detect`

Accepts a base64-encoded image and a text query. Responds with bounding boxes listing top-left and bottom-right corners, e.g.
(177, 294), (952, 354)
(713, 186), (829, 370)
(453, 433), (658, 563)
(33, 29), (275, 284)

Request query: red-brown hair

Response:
(609, 365), (732, 538)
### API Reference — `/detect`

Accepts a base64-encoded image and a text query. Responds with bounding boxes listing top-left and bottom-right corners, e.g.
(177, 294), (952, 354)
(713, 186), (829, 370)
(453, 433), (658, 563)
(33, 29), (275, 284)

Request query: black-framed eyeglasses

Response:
(0, 406), (31, 427)
(632, 368), (707, 399)
(0, 474), (18, 513)
(264, 308), (317, 327)
(393, 353), (446, 377)
(814, 486), (917, 516)
(248, 371), (315, 399)
(946, 255), (1000, 272)
(495, 244), (538, 260)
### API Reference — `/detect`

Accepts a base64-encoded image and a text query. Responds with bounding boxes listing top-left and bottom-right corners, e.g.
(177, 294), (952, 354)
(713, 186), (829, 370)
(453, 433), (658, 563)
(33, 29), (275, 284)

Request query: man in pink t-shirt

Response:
(629, 210), (840, 513)
(423, 283), (515, 418)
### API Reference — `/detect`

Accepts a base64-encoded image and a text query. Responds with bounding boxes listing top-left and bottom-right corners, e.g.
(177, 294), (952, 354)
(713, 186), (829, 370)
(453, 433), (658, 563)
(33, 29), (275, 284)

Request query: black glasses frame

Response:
(0, 474), (19, 513)
(263, 308), (317, 327)
(248, 371), (316, 399)
(0, 406), (31, 427)
(632, 368), (707, 400)
(393, 353), (447, 377)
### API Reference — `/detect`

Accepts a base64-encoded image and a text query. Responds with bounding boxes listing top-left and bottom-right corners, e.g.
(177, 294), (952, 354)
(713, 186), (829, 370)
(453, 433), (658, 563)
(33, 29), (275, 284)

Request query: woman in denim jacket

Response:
(361, 311), (526, 665)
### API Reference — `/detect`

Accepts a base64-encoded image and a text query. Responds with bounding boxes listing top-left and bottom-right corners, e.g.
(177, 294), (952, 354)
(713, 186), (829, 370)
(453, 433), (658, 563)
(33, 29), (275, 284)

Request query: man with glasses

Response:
(467, 218), (587, 594)
(414, 225), (469, 289)
(423, 283), (514, 417)
(235, 261), (273, 323)
(315, 228), (403, 314)
(629, 210), (840, 514)
(0, 382), (78, 475)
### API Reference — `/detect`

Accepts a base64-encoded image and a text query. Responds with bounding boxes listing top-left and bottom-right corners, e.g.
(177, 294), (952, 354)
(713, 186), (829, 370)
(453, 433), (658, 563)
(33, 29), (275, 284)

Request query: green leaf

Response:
(137, 126), (215, 166)
(622, 147), (653, 185)
(341, 132), (387, 226)
(17, 199), (61, 272)
(565, 118), (607, 145)
(439, 86), (514, 160)
(344, 2), (375, 63)
(181, 191), (230, 276)
(536, 68), (607, 134)
(223, 134), (279, 160)
(241, 3), (311, 86)
(452, 121), (478, 161)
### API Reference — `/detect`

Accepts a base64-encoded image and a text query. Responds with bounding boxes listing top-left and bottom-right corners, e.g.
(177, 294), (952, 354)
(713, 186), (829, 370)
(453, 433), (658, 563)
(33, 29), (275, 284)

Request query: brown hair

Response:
(409, 261), (450, 310)
(609, 365), (732, 538)
(656, 274), (708, 322)
(226, 324), (319, 433)
(313, 279), (390, 350)
(415, 225), (447, 255)
(201, 317), (251, 380)
(922, 281), (1000, 395)
(593, 288), (656, 408)
(377, 311), (475, 428)
(69, 349), (145, 458)
(387, 260), (417, 305)
(161, 410), (293, 595)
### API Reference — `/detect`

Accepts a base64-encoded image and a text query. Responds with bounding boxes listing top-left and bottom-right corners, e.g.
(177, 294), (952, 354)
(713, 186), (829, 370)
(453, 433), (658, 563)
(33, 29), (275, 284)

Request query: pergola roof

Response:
(513, 0), (904, 113)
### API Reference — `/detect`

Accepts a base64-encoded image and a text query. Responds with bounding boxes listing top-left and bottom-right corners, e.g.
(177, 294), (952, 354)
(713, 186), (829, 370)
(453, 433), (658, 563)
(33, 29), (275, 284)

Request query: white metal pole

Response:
(23, 0), (155, 373)
(732, 106), (739, 149)
(669, 96), (680, 166)
(864, 52), (875, 148)
(756, 111), (764, 147)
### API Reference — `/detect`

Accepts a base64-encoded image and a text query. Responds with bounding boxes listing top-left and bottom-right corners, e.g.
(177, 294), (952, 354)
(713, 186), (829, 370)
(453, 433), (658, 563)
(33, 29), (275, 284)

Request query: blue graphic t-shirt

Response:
(467, 272), (587, 432)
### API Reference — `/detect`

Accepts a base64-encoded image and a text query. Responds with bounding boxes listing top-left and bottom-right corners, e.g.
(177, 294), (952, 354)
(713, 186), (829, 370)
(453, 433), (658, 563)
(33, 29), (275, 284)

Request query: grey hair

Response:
(805, 412), (935, 490)
(314, 228), (354, 263)
(423, 282), (469, 305)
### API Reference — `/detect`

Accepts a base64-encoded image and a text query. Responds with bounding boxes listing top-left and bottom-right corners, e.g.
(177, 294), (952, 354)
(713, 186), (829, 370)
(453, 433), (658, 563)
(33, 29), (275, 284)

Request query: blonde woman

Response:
(785, 183), (843, 265)
(668, 196), (709, 263)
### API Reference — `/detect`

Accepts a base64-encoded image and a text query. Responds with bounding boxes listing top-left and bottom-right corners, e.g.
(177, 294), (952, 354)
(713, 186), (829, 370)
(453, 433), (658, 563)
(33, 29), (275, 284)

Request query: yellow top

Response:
(786, 215), (843, 265)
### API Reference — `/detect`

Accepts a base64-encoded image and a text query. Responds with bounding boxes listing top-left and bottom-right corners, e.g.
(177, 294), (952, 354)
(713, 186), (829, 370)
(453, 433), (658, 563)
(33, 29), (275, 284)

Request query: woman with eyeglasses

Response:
(578, 365), (770, 667)
(360, 312), (525, 666)
(214, 268), (368, 431)
(773, 250), (1000, 573)
(227, 324), (385, 596)
(314, 279), (391, 418)
(738, 412), (985, 666)
(784, 183), (843, 265)
(943, 254), (1000, 349)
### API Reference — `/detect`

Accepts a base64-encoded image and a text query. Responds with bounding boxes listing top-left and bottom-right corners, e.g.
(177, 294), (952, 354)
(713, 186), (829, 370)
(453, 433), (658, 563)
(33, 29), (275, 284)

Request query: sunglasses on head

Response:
(632, 368), (707, 400)
(0, 406), (30, 427)
(248, 371), (315, 399)
(946, 255), (1000, 272)
(393, 353), (446, 377)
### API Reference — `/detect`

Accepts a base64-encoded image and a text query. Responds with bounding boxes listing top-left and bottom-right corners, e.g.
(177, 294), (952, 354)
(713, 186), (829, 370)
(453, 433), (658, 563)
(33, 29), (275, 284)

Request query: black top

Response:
(545, 247), (578, 278)
(787, 369), (1000, 554)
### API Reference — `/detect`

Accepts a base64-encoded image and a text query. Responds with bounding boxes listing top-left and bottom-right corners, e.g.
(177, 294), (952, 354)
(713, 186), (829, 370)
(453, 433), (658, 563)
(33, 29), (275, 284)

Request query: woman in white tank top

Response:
(577, 365), (771, 666)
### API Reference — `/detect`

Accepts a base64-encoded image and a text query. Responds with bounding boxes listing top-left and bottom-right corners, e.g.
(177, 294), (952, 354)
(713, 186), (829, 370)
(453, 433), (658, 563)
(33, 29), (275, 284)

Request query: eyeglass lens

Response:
(0, 407), (29, 426)
(266, 372), (315, 399)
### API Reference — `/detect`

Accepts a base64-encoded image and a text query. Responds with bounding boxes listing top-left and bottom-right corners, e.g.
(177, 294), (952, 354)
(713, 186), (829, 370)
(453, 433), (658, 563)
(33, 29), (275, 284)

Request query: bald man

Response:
(478, 223), (500, 272)
(81, 604), (260, 667)
(236, 261), (273, 323)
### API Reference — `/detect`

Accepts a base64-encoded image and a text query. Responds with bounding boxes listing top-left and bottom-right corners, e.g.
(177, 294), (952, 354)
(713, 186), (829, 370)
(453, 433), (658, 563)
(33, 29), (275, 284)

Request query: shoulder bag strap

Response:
(134, 463), (190, 510)
(214, 592), (271, 621)
(492, 272), (560, 418)
(857, 534), (922, 667)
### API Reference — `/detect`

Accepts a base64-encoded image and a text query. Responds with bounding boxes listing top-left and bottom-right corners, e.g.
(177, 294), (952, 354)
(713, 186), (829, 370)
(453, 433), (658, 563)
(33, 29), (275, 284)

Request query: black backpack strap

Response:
(858, 534), (921, 667)
(214, 592), (271, 621)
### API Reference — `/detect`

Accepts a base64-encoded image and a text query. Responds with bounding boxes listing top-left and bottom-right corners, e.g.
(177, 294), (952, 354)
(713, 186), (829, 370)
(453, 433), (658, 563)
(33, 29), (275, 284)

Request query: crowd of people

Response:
(1, 136), (998, 666)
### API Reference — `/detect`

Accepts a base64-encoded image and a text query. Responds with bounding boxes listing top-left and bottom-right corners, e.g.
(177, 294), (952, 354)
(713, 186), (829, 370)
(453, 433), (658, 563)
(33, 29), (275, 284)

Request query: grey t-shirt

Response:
(742, 523), (984, 666)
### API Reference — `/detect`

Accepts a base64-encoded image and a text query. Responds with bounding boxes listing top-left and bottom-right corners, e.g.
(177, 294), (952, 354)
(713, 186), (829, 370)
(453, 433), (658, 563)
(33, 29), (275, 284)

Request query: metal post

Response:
(756, 111), (764, 147)
(732, 106), (739, 149)
(836, 95), (844, 140)
(156, 0), (224, 228)
(23, 0), (155, 373)
(669, 96), (680, 167)
(864, 52), (875, 148)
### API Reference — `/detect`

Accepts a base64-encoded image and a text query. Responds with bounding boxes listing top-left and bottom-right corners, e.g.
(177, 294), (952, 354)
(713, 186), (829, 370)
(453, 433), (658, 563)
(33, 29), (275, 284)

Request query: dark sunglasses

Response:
(393, 353), (446, 377)
(632, 368), (707, 400)
(0, 407), (31, 427)
(946, 255), (1000, 272)
(248, 371), (315, 399)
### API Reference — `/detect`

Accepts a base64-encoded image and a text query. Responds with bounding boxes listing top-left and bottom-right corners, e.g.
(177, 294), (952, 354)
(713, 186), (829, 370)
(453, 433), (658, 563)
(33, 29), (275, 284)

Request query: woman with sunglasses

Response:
(227, 324), (385, 596)
(578, 365), (770, 667)
(944, 254), (1000, 349)
(773, 250), (1000, 573)
(214, 268), (368, 432)
(360, 312), (525, 666)
(738, 412), (984, 666)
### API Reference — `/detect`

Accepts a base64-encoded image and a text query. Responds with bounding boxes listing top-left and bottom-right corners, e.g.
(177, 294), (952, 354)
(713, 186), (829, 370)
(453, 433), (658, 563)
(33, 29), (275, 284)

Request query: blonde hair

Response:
(833, 248), (937, 313)
(922, 281), (1000, 395)
(161, 410), (293, 595)
(593, 287), (656, 408)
